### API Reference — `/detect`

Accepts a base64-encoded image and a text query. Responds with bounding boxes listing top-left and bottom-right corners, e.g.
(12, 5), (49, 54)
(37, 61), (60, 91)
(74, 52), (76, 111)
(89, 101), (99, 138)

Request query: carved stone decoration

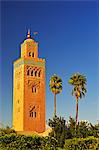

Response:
(27, 80), (40, 89)
(29, 105), (40, 118)
(26, 66), (42, 77)
(29, 105), (39, 111)
(29, 105), (35, 112)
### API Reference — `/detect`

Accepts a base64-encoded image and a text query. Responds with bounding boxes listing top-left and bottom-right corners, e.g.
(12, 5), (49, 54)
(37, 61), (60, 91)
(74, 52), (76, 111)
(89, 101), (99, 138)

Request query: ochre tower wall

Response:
(13, 63), (24, 131)
(13, 32), (46, 133)
(23, 61), (46, 133)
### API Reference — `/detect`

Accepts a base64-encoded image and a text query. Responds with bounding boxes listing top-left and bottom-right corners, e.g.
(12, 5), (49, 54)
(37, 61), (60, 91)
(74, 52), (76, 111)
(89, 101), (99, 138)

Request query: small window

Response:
(32, 87), (34, 93)
(29, 52), (31, 56)
(32, 52), (34, 57)
(34, 112), (36, 117)
(38, 71), (41, 77)
(30, 112), (31, 117)
(27, 70), (29, 75)
(32, 87), (33, 93)
(35, 71), (37, 77)
(29, 111), (36, 118)
(30, 112), (33, 117)
(32, 87), (37, 93)
(31, 70), (33, 76)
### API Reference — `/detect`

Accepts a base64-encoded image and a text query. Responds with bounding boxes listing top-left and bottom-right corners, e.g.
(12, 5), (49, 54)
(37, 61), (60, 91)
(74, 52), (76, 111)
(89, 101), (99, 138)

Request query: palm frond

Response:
(81, 92), (85, 97)
(68, 72), (87, 99)
(49, 74), (62, 94)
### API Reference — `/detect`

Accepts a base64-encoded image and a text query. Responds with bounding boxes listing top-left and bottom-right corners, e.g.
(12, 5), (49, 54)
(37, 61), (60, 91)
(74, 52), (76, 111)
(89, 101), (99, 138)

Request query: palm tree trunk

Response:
(54, 94), (56, 117)
(76, 97), (79, 125)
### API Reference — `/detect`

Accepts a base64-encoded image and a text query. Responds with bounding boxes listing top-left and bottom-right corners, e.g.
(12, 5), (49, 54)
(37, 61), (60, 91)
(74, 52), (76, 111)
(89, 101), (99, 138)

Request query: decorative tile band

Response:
(14, 59), (45, 68)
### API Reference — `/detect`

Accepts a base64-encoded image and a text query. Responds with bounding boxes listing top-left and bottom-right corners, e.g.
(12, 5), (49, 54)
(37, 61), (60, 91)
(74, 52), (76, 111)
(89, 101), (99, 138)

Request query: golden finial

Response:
(27, 29), (31, 38)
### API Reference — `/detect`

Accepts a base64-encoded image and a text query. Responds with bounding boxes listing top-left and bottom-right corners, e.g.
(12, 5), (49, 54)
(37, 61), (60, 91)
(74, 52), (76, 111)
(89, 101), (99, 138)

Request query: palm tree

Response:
(68, 73), (87, 124)
(49, 74), (62, 117)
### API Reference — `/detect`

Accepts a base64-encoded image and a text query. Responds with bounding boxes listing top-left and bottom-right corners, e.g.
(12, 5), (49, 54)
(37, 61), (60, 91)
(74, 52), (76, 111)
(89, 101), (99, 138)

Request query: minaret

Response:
(13, 30), (46, 133)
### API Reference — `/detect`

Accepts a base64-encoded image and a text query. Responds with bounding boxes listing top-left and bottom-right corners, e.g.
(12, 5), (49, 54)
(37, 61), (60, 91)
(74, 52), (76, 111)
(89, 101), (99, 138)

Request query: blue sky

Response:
(0, 1), (99, 127)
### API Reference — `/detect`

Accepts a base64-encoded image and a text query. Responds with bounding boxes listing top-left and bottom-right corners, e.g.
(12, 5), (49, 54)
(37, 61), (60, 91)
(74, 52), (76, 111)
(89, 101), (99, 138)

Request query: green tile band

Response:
(14, 59), (45, 68)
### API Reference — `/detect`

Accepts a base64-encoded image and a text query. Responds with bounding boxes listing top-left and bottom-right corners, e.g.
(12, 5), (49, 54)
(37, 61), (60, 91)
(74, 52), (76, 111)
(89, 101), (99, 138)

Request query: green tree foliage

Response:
(64, 136), (99, 150)
(76, 121), (99, 138)
(0, 120), (98, 149)
(66, 117), (76, 139)
(0, 134), (42, 150)
(48, 116), (67, 148)
(88, 122), (99, 137)
(0, 126), (16, 136)
(67, 117), (99, 139)
(77, 121), (92, 138)
(48, 116), (99, 142)
(49, 74), (62, 117)
(41, 136), (58, 150)
(68, 73), (87, 124)
(0, 133), (58, 150)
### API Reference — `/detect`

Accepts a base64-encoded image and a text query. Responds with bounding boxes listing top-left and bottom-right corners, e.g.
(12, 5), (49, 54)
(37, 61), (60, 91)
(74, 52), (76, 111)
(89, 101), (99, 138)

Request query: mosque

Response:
(13, 30), (46, 133)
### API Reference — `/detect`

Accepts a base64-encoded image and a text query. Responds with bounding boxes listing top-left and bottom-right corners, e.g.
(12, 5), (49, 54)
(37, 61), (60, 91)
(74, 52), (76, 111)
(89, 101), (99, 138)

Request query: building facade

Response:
(13, 30), (46, 133)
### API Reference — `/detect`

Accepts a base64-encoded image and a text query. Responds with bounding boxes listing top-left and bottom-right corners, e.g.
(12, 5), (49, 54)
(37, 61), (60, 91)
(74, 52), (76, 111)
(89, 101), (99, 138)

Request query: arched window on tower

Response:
(35, 88), (36, 93)
(32, 86), (37, 93)
(32, 52), (34, 57)
(32, 87), (34, 93)
(34, 112), (36, 117)
(31, 70), (33, 76)
(29, 52), (31, 57)
(35, 71), (37, 77)
(29, 106), (37, 118)
(27, 70), (29, 75)
(38, 70), (41, 77)
(30, 111), (36, 118)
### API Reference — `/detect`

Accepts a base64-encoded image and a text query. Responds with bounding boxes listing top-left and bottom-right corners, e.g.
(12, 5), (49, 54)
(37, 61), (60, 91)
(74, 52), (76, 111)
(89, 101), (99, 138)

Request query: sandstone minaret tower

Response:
(13, 30), (46, 133)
